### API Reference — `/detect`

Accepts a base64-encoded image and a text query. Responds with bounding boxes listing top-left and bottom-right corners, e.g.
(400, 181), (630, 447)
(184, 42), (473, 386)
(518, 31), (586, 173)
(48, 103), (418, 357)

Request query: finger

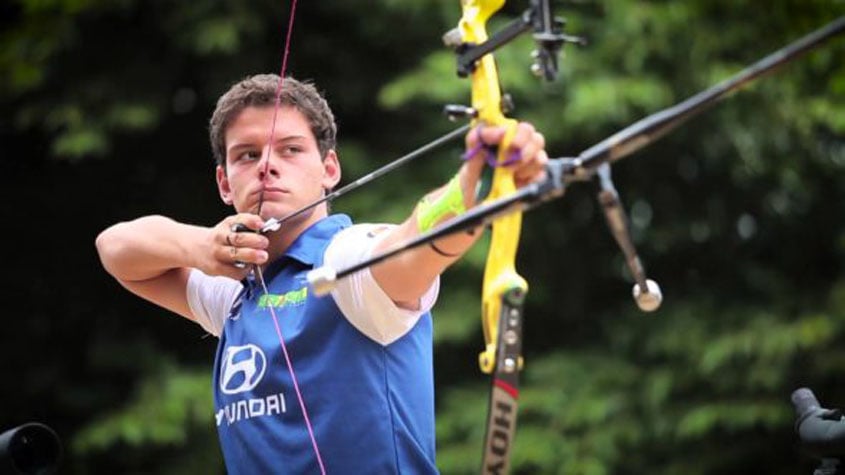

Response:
(235, 247), (269, 266)
(512, 135), (547, 174)
(225, 245), (269, 268)
(480, 126), (508, 147)
(506, 126), (544, 165)
(465, 124), (507, 150)
(228, 213), (266, 233)
(212, 234), (267, 265)
(227, 230), (269, 250)
(514, 150), (549, 187)
(508, 122), (538, 149)
(524, 131), (546, 164)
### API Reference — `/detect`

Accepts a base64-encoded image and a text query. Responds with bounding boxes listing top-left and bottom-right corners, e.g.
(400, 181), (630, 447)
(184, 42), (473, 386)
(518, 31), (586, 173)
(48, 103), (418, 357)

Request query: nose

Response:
(257, 147), (281, 182)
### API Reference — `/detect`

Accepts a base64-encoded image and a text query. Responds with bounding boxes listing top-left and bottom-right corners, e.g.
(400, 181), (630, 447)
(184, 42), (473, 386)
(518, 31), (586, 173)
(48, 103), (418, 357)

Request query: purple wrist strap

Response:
(461, 126), (521, 167)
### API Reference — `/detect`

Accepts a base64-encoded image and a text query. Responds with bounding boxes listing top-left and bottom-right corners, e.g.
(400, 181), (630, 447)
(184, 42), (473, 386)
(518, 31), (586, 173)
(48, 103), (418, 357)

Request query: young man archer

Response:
(96, 74), (547, 473)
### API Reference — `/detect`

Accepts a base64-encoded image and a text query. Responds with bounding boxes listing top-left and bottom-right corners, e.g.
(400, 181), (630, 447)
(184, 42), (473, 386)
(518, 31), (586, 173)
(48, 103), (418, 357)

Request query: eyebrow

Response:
(227, 134), (309, 157)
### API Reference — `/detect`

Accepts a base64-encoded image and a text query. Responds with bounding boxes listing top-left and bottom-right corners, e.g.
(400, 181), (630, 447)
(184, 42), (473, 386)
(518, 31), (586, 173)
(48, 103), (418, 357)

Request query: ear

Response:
(321, 150), (342, 191)
(216, 165), (233, 205)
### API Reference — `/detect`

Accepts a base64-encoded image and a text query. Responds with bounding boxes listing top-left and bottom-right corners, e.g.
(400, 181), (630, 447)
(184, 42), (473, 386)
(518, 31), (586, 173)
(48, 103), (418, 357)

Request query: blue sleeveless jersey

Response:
(211, 215), (438, 474)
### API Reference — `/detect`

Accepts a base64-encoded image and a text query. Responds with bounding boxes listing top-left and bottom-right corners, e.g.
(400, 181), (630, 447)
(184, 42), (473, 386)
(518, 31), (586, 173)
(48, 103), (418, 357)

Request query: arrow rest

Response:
(444, 93), (514, 123)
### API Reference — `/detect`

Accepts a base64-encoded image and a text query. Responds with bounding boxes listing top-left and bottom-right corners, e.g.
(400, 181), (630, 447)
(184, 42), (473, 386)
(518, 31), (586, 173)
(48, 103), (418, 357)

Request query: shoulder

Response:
(329, 223), (393, 246)
(186, 270), (243, 337)
(323, 223), (393, 267)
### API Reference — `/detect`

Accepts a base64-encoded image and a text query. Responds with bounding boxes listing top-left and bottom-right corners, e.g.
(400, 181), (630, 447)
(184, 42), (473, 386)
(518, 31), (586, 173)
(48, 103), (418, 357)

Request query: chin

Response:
(259, 203), (294, 220)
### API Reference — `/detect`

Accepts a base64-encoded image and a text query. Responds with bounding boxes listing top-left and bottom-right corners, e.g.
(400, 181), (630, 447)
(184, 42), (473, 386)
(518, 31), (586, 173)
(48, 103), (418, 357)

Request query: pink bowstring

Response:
(255, 1), (327, 473)
(257, 268), (326, 475)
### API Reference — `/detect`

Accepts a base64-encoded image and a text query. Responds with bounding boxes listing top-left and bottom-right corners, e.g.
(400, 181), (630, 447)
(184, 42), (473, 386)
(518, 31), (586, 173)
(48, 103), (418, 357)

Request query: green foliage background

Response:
(1, 0), (843, 473)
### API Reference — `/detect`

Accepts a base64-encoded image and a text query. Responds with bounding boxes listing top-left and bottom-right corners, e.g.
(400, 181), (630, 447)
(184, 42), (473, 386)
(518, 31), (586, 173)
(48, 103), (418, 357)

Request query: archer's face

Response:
(216, 105), (340, 228)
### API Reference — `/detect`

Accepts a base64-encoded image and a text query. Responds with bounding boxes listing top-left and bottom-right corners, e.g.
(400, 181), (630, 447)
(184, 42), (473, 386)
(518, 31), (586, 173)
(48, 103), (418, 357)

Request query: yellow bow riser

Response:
(459, 1), (529, 474)
(459, 0), (528, 377)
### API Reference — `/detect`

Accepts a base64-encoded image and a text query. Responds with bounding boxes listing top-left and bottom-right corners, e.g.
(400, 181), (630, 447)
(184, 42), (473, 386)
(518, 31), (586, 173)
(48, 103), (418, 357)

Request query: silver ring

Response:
(233, 261), (247, 269)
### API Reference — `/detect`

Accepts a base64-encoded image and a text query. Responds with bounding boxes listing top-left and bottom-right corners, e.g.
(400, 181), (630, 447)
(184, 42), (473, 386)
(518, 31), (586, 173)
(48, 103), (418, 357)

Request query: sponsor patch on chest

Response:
(257, 285), (308, 309)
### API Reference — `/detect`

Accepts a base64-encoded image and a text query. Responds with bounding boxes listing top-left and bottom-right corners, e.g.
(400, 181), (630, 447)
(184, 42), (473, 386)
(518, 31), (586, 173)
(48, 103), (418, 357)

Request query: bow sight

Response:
(442, 0), (586, 80)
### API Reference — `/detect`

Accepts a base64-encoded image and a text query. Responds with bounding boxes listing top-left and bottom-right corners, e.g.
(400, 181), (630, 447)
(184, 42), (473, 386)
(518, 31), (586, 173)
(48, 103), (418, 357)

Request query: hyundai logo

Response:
(220, 344), (267, 395)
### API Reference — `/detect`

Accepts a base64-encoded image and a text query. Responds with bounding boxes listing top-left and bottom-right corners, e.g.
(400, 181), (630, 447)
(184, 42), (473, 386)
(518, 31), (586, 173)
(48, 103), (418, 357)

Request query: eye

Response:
(280, 144), (304, 156)
(236, 150), (262, 162)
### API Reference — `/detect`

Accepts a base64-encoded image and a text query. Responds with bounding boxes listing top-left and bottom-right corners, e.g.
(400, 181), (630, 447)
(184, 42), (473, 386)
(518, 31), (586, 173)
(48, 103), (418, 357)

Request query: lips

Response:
(261, 187), (287, 196)
(247, 186), (288, 212)
(251, 186), (288, 198)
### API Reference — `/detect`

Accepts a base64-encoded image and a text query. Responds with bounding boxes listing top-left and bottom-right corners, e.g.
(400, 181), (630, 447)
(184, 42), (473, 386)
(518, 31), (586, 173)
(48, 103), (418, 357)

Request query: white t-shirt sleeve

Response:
(324, 224), (439, 346)
(186, 269), (243, 337)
